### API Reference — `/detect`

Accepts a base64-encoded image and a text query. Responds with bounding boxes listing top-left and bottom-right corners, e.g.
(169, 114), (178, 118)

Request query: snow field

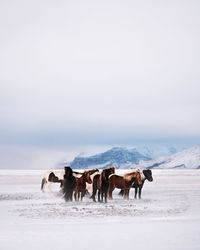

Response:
(0, 169), (200, 250)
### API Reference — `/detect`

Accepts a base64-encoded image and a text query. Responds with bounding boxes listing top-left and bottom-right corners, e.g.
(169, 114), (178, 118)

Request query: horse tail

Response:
(118, 189), (124, 196)
(41, 178), (46, 191)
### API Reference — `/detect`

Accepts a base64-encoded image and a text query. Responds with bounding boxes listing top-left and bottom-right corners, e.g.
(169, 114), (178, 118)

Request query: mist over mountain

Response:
(70, 147), (151, 169)
(143, 145), (200, 169)
(65, 145), (200, 169)
(134, 145), (178, 159)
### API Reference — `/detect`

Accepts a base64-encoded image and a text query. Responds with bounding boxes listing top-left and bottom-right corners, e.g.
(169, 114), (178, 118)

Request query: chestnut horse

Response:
(91, 167), (115, 203)
(119, 169), (153, 199)
(74, 171), (92, 201)
(108, 169), (142, 200)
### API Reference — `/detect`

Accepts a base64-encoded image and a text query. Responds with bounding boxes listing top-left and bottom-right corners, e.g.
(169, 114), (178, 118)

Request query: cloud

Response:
(0, 0), (200, 147)
(0, 145), (112, 169)
(0, 145), (78, 169)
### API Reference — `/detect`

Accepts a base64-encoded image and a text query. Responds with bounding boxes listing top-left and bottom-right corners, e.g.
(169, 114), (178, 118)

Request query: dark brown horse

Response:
(119, 169), (153, 199)
(74, 171), (92, 201)
(91, 167), (115, 203)
(108, 169), (142, 200)
(63, 166), (77, 202)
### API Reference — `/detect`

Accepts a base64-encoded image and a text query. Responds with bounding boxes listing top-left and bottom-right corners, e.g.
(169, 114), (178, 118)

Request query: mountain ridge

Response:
(70, 147), (151, 169)
(143, 145), (200, 169)
(65, 145), (200, 169)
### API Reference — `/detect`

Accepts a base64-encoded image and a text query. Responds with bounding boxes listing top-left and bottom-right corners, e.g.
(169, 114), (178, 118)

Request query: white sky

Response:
(1, 0), (200, 149)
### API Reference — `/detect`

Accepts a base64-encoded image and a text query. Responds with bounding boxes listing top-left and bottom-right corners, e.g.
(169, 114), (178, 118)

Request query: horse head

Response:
(48, 172), (61, 183)
(88, 168), (99, 175)
(108, 167), (115, 175)
(83, 171), (92, 184)
(143, 169), (153, 182)
(64, 166), (73, 178)
(102, 167), (115, 180)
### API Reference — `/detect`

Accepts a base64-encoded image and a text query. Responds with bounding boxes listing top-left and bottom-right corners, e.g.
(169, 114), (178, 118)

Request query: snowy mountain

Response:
(70, 147), (151, 169)
(62, 145), (200, 169)
(135, 145), (178, 159)
(141, 145), (200, 169)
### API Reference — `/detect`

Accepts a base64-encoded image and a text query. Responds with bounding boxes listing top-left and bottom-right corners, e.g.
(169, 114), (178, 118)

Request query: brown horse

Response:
(74, 171), (92, 201)
(118, 169), (153, 199)
(108, 169), (142, 200)
(91, 167), (115, 203)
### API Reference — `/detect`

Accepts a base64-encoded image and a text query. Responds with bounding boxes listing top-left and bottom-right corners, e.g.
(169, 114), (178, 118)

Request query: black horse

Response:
(118, 169), (153, 199)
(63, 166), (77, 202)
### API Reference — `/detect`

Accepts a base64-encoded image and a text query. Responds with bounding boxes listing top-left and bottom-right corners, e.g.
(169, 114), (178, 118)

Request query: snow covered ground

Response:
(0, 169), (200, 250)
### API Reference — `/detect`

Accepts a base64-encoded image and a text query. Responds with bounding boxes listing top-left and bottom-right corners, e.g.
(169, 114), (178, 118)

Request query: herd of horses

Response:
(41, 166), (153, 202)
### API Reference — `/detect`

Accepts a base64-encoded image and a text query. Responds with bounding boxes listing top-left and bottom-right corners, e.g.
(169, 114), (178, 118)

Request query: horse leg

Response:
(47, 182), (52, 192)
(91, 185), (97, 202)
(110, 188), (115, 200)
(101, 191), (104, 202)
(70, 191), (73, 201)
(41, 178), (47, 192)
(74, 190), (77, 201)
(81, 191), (84, 201)
(124, 190), (126, 199)
(124, 189), (128, 200)
(92, 189), (97, 202)
(108, 185), (114, 200)
(78, 191), (80, 201)
(139, 187), (142, 199)
(135, 187), (138, 199)
(88, 185), (93, 198)
(98, 190), (101, 202)
(118, 189), (124, 196)
(105, 191), (107, 203)
(127, 189), (130, 200)
(64, 191), (71, 202)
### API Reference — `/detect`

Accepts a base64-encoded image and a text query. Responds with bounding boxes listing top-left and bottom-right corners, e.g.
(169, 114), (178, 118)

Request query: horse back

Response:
(109, 175), (125, 189)
(43, 170), (64, 181)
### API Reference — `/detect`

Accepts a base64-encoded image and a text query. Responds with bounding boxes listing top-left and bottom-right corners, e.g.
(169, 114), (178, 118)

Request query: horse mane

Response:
(82, 171), (91, 182)
(73, 171), (83, 175)
(108, 173), (116, 179)
(123, 168), (141, 181)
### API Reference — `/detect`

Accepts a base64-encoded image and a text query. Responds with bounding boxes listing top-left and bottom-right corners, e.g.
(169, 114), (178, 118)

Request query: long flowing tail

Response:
(118, 189), (124, 196)
(41, 178), (46, 191)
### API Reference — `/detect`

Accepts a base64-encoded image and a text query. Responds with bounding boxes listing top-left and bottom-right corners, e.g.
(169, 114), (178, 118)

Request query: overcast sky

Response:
(0, 0), (200, 167)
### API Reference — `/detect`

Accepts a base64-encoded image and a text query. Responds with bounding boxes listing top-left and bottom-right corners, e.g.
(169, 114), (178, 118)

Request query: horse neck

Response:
(89, 169), (98, 175)
(124, 172), (137, 181)
(86, 175), (92, 184)
(135, 172), (142, 184)
(131, 173), (139, 182)
(142, 170), (148, 179)
(81, 174), (87, 182)
(100, 172), (107, 183)
(81, 173), (91, 184)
